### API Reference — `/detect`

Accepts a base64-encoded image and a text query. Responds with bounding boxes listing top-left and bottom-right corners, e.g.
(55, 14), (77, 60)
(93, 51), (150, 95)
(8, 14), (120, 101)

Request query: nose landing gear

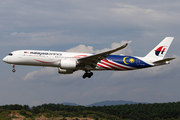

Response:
(82, 71), (93, 79)
(11, 64), (16, 72)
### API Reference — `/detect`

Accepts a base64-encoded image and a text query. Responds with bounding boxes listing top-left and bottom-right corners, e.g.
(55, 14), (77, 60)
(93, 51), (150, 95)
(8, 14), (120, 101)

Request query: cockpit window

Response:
(8, 53), (13, 56)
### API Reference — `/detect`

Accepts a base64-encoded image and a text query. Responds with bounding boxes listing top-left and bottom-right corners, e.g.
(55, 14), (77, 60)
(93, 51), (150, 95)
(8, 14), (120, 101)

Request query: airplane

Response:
(3, 37), (175, 79)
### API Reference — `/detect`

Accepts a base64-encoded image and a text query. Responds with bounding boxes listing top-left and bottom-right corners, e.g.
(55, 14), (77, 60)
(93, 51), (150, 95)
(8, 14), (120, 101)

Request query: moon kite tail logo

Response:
(155, 46), (167, 56)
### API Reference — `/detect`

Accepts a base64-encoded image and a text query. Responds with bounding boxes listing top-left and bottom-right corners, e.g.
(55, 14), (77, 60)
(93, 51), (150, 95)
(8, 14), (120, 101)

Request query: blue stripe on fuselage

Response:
(107, 55), (152, 68)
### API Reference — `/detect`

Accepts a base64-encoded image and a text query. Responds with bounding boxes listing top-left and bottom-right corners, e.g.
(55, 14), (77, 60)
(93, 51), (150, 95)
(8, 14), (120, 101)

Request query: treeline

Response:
(0, 102), (180, 120)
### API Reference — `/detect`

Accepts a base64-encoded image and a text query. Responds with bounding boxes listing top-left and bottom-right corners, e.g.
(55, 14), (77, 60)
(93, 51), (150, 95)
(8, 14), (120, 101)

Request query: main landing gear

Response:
(82, 71), (93, 79)
(11, 64), (16, 72)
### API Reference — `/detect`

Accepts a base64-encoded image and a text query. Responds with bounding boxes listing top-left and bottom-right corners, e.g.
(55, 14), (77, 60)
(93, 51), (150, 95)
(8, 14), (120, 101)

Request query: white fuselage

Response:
(3, 50), (91, 67)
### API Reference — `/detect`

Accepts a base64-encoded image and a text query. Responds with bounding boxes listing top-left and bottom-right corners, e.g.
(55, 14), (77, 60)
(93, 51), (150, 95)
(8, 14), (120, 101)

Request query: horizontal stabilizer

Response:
(153, 57), (176, 64)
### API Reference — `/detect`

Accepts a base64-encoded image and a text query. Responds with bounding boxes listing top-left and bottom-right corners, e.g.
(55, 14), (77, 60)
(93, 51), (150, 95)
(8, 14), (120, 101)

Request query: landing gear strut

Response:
(12, 64), (16, 72)
(82, 71), (93, 79)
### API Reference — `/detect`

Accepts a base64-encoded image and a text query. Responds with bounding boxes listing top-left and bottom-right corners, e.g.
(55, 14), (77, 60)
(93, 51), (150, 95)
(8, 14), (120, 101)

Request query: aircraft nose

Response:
(2, 56), (8, 62)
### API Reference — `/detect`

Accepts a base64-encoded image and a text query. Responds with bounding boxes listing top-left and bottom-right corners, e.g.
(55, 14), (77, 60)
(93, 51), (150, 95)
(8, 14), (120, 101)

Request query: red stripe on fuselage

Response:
(102, 60), (133, 70)
(101, 61), (122, 70)
(34, 59), (55, 64)
(97, 63), (111, 70)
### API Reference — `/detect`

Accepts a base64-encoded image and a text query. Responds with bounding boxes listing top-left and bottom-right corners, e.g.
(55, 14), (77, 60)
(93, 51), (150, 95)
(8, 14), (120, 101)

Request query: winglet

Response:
(111, 41), (131, 54)
(124, 41), (131, 46)
(127, 41), (132, 45)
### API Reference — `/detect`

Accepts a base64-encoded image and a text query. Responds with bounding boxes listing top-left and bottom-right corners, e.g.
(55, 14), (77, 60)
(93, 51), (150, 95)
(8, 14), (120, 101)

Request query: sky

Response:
(0, 0), (180, 106)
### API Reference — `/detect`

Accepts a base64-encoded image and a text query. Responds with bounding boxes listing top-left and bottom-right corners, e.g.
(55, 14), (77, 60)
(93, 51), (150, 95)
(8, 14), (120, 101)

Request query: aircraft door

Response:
(18, 52), (23, 58)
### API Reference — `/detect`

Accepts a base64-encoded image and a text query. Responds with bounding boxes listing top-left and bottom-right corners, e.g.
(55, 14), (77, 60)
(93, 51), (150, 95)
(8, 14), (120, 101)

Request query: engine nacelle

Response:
(60, 59), (77, 69)
(58, 68), (74, 74)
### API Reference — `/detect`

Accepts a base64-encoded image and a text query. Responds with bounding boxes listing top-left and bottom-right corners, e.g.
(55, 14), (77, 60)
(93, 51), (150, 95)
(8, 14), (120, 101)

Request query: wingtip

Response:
(126, 41), (132, 45)
(165, 37), (174, 40)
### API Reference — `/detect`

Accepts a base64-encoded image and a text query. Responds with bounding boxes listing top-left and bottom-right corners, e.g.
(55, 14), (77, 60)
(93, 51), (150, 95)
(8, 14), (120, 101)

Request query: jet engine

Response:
(58, 68), (74, 74)
(60, 59), (78, 69)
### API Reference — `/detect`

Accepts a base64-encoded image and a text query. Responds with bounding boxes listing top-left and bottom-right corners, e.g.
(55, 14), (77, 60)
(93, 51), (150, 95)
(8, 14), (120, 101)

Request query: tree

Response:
(62, 116), (67, 120)
(20, 109), (26, 115)
(83, 112), (87, 118)
(32, 107), (40, 114)
(23, 105), (30, 111)
(40, 107), (45, 113)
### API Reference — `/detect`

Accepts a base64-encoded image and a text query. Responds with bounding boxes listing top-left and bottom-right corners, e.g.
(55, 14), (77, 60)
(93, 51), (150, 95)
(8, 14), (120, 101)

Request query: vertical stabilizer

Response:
(145, 37), (174, 61)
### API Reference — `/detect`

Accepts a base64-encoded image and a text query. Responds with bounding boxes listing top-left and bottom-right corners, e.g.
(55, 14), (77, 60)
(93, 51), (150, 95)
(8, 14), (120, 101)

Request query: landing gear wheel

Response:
(12, 69), (16, 72)
(82, 73), (88, 79)
(88, 72), (93, 78)
(11, 64), (16, 73)
(83, 74), (86, 79)
(82, 71), (93, 79)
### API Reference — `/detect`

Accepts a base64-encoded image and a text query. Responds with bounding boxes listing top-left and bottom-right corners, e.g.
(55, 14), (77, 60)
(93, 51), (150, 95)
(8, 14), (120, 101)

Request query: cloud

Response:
(0, 31), (89, 47)
(66, 44), (94, 53)
(1, 1), (180, 49)
(67, 41), (133, 55)
(111, 3), (177, 24)
(22, 67), (57, 81)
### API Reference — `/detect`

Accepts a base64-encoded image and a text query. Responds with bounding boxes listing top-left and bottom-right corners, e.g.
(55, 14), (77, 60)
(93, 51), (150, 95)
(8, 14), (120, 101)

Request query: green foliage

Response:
(46, 112), (53, 118)
(23, 105), (30, 111)
(20, 109), (26, 115)
(61, 116), (67, 120)
(25, 111), (33, 118)
(40, 107), (45, 113)
(93, 115), (99, 120)
(1, 102), (180, 119)
(0, 108), (4, 113)
(32, 107), (40, 114)
(0, 111), (11, 120)
(83, 111), (87, 118)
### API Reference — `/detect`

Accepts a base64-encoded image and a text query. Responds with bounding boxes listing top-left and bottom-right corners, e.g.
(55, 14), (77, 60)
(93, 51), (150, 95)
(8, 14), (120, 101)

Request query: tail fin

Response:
(145, 37), (174, 61)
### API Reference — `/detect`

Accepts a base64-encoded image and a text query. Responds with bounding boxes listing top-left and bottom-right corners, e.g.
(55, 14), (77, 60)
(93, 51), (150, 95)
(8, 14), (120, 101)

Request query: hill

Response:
(87, 100), (139, 106)
(61, 100), (142, 106)
(61, 102), (79, 106)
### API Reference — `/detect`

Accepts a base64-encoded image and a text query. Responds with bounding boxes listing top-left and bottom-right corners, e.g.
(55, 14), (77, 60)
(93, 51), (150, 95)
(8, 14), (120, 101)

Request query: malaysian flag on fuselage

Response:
(24, 51), (29, 54)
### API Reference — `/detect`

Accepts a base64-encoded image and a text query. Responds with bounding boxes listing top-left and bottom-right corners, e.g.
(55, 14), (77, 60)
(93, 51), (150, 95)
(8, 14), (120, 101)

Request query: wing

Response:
(77, 41), (131, 70)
